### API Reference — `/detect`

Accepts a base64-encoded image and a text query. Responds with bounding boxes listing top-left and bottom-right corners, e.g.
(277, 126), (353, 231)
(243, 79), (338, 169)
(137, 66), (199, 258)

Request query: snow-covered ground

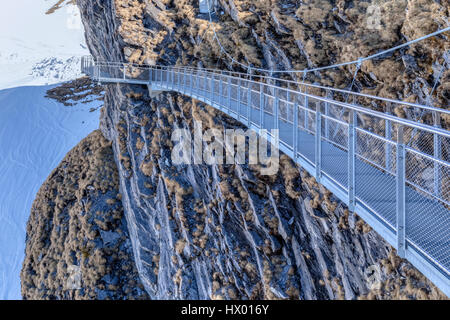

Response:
(0, 38), (85, 90)
(0, 1), (100, 299)
(0, 0), (88, 90)
(0, 85), (101, 300)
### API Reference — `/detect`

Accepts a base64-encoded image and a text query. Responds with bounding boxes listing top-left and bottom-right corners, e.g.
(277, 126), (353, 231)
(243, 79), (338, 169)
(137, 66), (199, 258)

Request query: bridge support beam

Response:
(147, 85), (166, 98)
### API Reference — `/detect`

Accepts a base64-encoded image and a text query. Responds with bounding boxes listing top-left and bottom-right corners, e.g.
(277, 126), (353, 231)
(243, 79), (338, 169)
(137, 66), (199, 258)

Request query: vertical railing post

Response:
(247, 78), (252, 127)
(188, 69), (191, 91)
(182, 69), (185, 90)
(202, 70), (205, 93)
(227, 75), (232, 113)
(123, 64), (126, 80)
(304, 87), (309, 131)
(293, 95), (299, 161)
(237, 77), (241, 121)
(183, 68), (187, 94)
(260, 82), (264, 130)
(274, 88), (279, 131)
(190, 70), (193, 95)
(201, 70), (204, 93)
(324, 90), (329, 140)
(211, 73), (215, 105)
(286, 89), (291, 122)
(385, 120), (392, 172)
(165, 68), (168, 87)
(433, 111), (442, 198)
(396, 125), (406, 258)
(348, 110), (356, 212)
(193, 70), (197, 94)
(385, 103), (392, 172)
(315, 102), (322, 181)
(219, 72), (223, 108)
(195, 70), (199, 96)
(173, 69), (176, 90)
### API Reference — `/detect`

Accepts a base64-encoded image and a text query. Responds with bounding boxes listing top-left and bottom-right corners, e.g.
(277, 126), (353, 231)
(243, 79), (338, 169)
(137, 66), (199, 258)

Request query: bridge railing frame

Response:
(81, 56), (450, 296)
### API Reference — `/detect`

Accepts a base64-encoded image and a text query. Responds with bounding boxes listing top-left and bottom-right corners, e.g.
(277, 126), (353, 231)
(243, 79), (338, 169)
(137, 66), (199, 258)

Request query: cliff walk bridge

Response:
(81, 54), (450, 296)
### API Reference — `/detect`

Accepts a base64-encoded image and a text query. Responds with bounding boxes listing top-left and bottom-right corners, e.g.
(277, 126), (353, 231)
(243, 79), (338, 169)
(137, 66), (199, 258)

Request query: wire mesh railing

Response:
(81, 56), (450, 295)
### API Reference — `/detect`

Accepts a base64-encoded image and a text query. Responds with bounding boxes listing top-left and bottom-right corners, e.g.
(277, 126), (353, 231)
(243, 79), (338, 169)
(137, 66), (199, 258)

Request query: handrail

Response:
(93, 59), (450, 116)
(90, 60), (450, 137)
(181, 69), (450, 137)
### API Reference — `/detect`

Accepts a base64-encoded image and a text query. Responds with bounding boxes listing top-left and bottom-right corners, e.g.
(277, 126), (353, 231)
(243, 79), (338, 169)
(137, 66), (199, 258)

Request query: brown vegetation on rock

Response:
(70, 0), (449, 300)
(21, 130), (148, 300)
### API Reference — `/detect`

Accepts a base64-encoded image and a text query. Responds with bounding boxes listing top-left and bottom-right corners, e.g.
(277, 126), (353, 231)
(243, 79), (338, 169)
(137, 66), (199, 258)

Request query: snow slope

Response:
(0, 0), (88, 89)
(0, 1), (102, 299)
(0, 85), (101, 299)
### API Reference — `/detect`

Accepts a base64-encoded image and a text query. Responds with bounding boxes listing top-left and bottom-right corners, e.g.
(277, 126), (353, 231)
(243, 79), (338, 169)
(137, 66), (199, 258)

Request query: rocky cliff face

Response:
(21, 130), (148, 300)
(22, 0), (448, 299)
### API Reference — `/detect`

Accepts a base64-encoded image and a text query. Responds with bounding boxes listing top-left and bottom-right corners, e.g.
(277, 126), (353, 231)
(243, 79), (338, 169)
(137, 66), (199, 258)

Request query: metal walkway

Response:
(81, 56), (450, 296)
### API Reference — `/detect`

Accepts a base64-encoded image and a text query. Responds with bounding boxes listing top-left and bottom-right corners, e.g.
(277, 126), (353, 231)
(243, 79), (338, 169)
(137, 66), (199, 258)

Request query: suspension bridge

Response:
(80, 30), (450, 296)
